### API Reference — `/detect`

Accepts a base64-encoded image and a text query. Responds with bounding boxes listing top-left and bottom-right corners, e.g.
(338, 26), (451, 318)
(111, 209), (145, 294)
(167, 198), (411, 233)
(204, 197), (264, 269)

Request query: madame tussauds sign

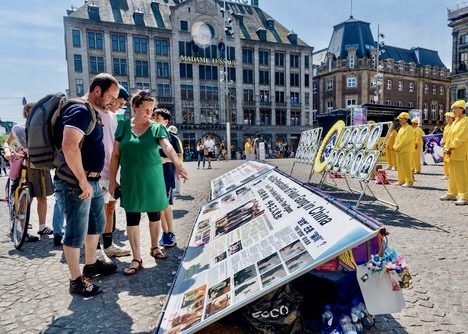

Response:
(179, 55), (238, 66)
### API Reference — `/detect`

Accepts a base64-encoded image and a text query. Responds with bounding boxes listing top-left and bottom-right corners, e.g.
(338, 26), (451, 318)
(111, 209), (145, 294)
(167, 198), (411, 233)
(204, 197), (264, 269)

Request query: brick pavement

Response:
(0, 159), (467, 333)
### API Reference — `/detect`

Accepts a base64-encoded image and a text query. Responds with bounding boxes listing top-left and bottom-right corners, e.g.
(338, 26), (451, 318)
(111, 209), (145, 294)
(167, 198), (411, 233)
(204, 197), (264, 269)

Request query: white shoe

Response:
(439, 194), (457, 201)
(391, 167), (396, 171)
(104, 243), (131, 257)
(440, 176), (449, 180)
(97, 249), (112, 263)
(393, 182), (403, 186)
(454, 199), (468, 206)
(402, 183), (413, 187)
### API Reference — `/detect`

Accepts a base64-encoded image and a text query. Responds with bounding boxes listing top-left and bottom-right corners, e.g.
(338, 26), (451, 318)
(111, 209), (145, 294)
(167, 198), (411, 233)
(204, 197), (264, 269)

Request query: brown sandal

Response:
(150, 246), (168, 259)
(123, 259), (143, 276)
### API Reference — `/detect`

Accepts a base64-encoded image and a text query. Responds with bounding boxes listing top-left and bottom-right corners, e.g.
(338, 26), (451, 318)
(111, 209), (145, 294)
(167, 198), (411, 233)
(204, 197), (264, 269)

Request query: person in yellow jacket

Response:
(411, 118), (424, 174)
(393, 112), (415, 187)
(385, 124), (398, 170)
(440, 112), (455, 180)
(440, 100), (468, 205)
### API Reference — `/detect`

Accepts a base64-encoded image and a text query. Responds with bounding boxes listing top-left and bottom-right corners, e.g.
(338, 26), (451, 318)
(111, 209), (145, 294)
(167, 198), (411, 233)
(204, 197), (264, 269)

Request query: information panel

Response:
(156, 170), (380, 334)
(210, 160), (275, 199)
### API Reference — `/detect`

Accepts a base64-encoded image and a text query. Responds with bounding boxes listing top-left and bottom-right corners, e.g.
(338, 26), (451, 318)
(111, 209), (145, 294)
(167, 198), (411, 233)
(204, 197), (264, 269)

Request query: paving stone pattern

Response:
(0, 160), (467, 333)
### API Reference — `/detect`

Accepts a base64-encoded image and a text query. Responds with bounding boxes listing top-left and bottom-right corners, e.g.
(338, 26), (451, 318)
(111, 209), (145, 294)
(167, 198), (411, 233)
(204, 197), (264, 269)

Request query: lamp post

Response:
(373, 25), (385, 103)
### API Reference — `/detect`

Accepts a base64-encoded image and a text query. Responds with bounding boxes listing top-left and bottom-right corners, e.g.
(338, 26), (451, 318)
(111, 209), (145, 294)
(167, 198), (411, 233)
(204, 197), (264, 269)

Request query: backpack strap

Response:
(58, 98), (97, 136)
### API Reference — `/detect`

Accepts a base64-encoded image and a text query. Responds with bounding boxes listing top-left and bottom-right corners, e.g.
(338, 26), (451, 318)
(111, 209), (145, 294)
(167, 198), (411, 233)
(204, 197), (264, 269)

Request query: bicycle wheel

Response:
(12, 188), (30, 250)
(4, 178), (14, 231)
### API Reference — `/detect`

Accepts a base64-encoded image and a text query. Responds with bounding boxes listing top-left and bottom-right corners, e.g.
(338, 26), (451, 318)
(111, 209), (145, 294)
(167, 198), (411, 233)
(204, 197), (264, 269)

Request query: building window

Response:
(76, 79), (84, 96)
(275, 91), (285, 103)
(112, 58), (127, 76)
(305, 74), (309, 87)
(135, 60), (149, 77)
(242, 49), (253, 64)
(89, 56), (104, 73)
(290, 54), (300, 68)
(243, 89), (254, 101)
(199, 65), (218, 80)
(290, 73), (299, 87)
(349, 54), (355, 69)
(275, 52), (285, 66)
(304, 55), (310, 69)
(326, 100), (333, 111)
(439, 106), (444, 121)
(431, 104), (437, 120)
(408, 102), (414, 108)
(424, 84), (429, 93)
(243, 110), (255, 125)
(440, 86), (444, 95)
(134, 37), (148, 53)
(432, 85), (436, 94)
(72, 30), (81, 47)
(227, 47), (235, 61)
(347, 77), (357, 88)
(227, 67), (236, 82)
(291, 111), (301, 125)
(260, 90), (270, 102)
(182, 108), (194, 124)
(398, 81), (403, 91)
(290, 92), (299, 103)
(397, 101), (403, 107)
(305, 92), (310, 106)
(409, 67), (415, 75)
(326, 80), (334, 90)
(180, 20), (188, 31)
(243, 69), (254, 84)
(88, 32), (103, 49)
(313, 84), (317, 94)
(276, 110), (287, 125)
(74, 55), (82, 72)
(112, 34), (126, 52)
(259, 70), (270, 85)
(386, 63), (393, 72)
(409, 83), (414, 92)
(398, 64), (404, 73)
(179, 41), (193, 56)
(457, 89), (466, 99)
(346, 99), (356, 106)
(259, 51), (269, 65)
(157, 84), (171, 97)
(179, 63), (193, 79)
(385, 100), (392, 106)
(136, 82), (150, 90)
(197, 45), (217, 59)
(200, 86), (219, 100)
(120, 82), (129, 91)
(181, 85), (193, 99)
(386, 80), (392, 90)
(259, 110), (271, 125)
(200, 107), (219, 124)
(157, 62), (170, 78)
(155, 39), (169, 55)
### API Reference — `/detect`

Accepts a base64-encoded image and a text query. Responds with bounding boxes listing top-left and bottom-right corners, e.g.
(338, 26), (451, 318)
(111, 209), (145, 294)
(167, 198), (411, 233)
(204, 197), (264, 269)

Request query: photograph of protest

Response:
(214, 199), (265, 237)
(197, 219), (210, 230)
(423, 134), (444, 163)
(166, 305), (204, 334)
(257, 252), (282, 274)
(207, 278), (231, 302)
(366, 123), (383, 150)
(260, 264), (287, 287)
(201, 201), (220, 216)
(234, 264), (257, 287)
(215, 251), (227, 263)
(355, 125), (370, 148)
(285, 251), (314, 273)
(205, 293), (231, 318)
(234, 278), (261, 302)
(181, 285), (207, 309)
(279, 239), (306, 261)
(229, 240), (243, 255)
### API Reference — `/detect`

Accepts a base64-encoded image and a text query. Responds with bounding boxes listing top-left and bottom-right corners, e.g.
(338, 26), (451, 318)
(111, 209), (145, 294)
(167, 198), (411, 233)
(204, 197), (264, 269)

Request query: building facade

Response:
(448, 3), (468, 103)
(63, 0), (314, 154)
(313, 16), (451, 131)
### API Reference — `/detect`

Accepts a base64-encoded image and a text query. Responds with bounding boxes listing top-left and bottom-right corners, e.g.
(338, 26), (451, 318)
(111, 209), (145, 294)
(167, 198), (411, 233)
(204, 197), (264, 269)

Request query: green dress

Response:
(115, 120), (169, 212)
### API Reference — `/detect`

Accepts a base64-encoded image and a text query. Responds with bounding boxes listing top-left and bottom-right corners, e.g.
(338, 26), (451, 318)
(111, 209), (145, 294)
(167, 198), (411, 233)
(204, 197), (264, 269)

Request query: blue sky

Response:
(0, 0), (462, 123)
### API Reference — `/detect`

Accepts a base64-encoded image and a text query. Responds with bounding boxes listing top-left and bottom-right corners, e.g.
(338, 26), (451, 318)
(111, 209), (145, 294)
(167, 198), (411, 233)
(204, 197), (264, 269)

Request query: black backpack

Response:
(25, 92), (96, 170)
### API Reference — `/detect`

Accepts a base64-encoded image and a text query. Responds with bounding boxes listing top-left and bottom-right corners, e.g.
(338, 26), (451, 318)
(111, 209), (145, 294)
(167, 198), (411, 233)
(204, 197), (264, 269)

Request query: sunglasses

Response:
(138, 90), (152, 97)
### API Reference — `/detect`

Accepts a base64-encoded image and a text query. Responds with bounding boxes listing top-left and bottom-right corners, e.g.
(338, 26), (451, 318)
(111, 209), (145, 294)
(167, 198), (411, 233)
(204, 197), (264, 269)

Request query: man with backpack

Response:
(53, 73), (119, 297)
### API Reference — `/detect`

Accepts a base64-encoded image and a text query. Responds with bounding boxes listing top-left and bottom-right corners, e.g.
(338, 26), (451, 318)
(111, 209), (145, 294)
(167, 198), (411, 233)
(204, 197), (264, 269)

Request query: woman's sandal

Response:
(150, 246), (168, 260)
(123, 259), (143, 276)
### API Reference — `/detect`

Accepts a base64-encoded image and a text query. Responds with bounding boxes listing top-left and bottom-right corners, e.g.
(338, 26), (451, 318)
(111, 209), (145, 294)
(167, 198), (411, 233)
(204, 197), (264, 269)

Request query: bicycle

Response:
(3, 147), (31, 250)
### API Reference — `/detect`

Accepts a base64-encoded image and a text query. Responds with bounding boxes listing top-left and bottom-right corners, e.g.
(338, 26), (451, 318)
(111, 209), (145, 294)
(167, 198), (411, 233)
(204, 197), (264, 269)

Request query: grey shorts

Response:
(29, 169), (54, 198)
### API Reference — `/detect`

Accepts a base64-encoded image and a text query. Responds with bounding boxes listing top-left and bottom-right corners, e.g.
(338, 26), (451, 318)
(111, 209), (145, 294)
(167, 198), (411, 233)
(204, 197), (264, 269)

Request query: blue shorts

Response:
(54, 179), (105, 248)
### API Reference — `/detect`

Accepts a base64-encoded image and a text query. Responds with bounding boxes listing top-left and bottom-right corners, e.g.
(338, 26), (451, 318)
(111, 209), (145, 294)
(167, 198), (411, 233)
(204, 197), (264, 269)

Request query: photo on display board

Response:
(358, 151), (379, 180)
(350, 151), (365, 177)
(325, 149), (339, 172)
(338, 127), (352, 150)
(355, 125), (371, 148)
(347, 127), (360, 149)
(260, 264), (287, 287)
(257, 252), (282, 274)
(312, 129), (320, 145)
(366, 123), (384, 151)
(214, 199), (265, 237)
(234, 264), (257, 287)
(279, 239), (306, 261)
(333, 151), (346, 172)
(285, 251), (315, 273)
(234, 278), (260, 302)
(166, 306), (204, 334)
(207, 278), (231, 302)
(205, 293), (231, 318)
(341, 150), (355, 175)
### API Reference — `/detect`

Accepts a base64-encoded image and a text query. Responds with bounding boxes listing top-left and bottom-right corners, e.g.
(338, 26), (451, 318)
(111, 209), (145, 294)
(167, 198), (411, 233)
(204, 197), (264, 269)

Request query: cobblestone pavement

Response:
(0, 159), (467, 333)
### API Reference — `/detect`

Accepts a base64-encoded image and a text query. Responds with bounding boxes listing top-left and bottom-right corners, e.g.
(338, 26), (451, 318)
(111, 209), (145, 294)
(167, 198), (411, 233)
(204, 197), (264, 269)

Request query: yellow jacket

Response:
(446, 115), (468, 161)
(393, 123), (415, 153)
(386, 129), (397, 149)
(413, 126), (424, 149)
(441, 123), (452, 146)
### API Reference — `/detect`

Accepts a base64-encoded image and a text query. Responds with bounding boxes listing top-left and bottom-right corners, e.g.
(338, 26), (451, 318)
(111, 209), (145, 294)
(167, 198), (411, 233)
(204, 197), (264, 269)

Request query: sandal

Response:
(123, 259), (143, 276)
(150, 246), (168, 260)
(38, 226), (53, 235)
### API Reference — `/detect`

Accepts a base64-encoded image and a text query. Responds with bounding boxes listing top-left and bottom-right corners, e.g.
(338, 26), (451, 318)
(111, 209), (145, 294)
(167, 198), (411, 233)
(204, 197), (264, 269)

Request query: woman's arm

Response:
(109, 140), (121, 196)
(159, 137), (188, 182)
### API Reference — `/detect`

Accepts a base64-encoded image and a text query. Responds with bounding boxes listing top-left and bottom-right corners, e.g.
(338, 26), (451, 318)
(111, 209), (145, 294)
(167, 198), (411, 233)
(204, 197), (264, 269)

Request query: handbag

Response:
(204, 148), (209, 156)
(9, 156), (24, 180)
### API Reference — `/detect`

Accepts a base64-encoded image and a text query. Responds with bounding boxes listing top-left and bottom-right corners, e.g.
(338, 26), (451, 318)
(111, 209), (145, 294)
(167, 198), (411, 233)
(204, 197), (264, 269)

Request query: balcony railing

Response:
(156, 96), (174, 105)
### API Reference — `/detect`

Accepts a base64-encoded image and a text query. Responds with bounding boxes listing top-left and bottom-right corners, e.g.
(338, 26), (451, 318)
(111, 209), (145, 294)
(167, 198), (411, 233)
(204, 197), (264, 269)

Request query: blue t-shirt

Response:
(54, 103), (105, 174)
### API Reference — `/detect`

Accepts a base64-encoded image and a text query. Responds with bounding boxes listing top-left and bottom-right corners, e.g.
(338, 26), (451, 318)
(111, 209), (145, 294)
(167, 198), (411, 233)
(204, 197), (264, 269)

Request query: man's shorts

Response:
(207, 151), (214, 158)
(29, 169), (54, 198)
(99, 179), (116, 204)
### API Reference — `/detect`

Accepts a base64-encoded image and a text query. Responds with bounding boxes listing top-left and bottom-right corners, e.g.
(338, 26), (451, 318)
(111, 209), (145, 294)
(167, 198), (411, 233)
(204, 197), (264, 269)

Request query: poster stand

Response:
(317, 122), (398, 210)
(289, 128), (323, 184)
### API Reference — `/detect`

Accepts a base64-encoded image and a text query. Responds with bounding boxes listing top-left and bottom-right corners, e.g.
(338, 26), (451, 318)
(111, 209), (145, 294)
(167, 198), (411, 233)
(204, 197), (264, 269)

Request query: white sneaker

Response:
(391, 167), (396, 171)
(104, 243), (131, 257)
(440, 176), (449, 180)
(402, 183), (413, 187)
(97, 249), (112, 263)
(439, 194), (457, 201)
(393, 182), (403, 186)
(454, 199), (468, 206)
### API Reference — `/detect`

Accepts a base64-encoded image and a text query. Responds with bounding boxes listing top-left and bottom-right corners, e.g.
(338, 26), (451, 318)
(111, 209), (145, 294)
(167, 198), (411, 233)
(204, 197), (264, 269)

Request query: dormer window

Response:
(133, 11), (145, 26)
(266, 18), (275, 29)
(287, 31), (297, 45)
(88, 4), (100, 21)
(256, 28), (267, 41)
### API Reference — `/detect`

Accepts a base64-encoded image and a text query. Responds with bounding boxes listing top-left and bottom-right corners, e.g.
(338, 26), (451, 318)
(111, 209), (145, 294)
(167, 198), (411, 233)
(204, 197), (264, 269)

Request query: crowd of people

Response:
(2, 73), (188, 297)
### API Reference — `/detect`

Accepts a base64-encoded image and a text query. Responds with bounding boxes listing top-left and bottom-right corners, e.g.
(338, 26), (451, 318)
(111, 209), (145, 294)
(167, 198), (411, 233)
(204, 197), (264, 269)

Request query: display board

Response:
(210, 161), (276, 199)
(423, 134), (443, 164)
(155, 169), (380, 334)
(294, 128), (323, 165)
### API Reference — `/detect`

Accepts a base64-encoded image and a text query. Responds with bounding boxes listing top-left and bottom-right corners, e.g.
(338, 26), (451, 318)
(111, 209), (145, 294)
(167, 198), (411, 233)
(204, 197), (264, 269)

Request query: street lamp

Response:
(373, 25), (385, 103)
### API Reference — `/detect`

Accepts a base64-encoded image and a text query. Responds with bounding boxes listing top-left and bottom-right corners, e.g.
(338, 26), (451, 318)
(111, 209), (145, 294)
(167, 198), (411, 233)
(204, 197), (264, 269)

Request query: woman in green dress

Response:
(109, 91), (188, 275)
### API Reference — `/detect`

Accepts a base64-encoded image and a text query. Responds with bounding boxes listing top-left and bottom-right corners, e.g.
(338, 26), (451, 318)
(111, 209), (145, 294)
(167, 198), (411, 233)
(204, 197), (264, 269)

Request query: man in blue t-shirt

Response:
(153, 108), (182, 248)
(53, 73), (119, 297)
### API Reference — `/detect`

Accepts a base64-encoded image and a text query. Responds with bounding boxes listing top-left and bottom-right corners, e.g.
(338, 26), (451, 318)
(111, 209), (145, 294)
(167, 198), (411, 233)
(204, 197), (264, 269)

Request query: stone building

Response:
(448, 3), (468, 103)
(63, 0), (314, 154)
(313, 16), (451, 131)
